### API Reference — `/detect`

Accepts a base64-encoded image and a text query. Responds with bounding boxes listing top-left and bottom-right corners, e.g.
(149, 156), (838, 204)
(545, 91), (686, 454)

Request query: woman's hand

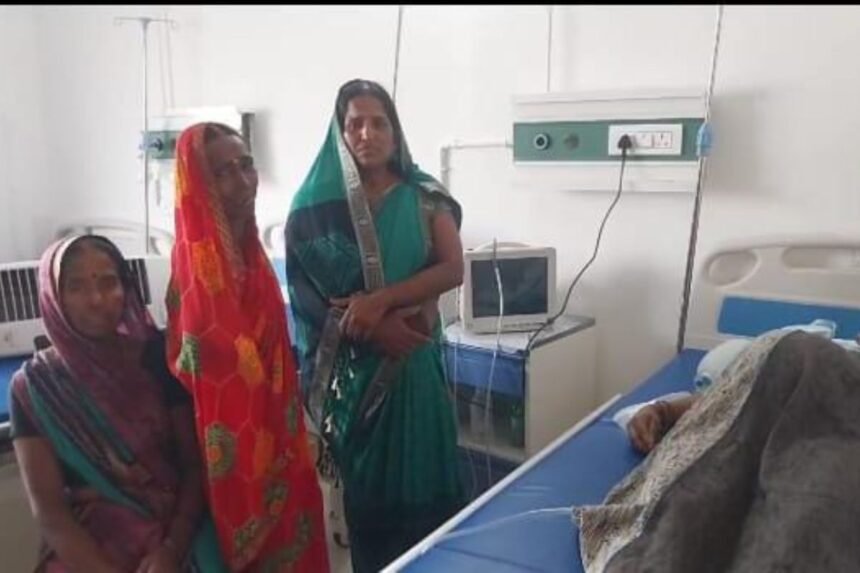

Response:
(628, 403), (669, 454)
(368, 313), (431, 359)
(331, 291), (391, 341)
(135, 544), (180, 573)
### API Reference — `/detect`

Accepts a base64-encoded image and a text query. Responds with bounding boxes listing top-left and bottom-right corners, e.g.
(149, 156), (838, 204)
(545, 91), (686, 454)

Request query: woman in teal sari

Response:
(285, 79), (466, 572)
(10, 235), (225, 572)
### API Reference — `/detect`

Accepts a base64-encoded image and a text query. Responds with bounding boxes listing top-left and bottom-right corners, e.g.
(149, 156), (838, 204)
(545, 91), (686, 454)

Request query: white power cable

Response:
(483, 238), (504, 488)
(448, 285), (478, 500)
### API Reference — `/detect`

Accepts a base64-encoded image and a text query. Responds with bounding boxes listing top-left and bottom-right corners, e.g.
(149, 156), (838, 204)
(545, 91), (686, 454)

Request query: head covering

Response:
(41, 235), (155, 368)
(38, 235), (166, 449)
(167, 123), (327, 571)
(286, 79), (460, 405)
(290, 78), (461, 224)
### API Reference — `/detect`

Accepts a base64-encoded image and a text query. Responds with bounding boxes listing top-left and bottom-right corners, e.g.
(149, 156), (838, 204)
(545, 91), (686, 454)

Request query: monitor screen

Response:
(471, 257), (549, 318)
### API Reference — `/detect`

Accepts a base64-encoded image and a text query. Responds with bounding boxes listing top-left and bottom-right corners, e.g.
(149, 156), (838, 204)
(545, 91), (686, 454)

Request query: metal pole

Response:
(142, 19), (151, 255)
(676, 4), (724, 353)
(392, 6), (405, 103)
(115, 16), (175, 255)
(546, 5), (554, 92)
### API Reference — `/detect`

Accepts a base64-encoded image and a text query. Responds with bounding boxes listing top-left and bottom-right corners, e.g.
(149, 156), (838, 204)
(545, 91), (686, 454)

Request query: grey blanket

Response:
(576, 331), (860, 573)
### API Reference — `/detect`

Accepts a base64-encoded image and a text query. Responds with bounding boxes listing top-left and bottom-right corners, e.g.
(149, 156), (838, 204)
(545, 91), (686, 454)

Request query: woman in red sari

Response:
(165, 122), (329, 572)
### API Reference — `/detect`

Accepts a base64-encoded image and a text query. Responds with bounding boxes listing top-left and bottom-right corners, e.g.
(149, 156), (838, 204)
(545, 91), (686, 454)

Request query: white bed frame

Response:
(685, 235), (860, 350)
(384, 236), (860, 572)
(55, 219), (175, 257)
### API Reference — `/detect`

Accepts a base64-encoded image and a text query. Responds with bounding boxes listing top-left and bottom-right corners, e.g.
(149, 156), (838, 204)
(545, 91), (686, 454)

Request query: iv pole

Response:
(115, 16), (176, 255)
(675, 4), (724, 353)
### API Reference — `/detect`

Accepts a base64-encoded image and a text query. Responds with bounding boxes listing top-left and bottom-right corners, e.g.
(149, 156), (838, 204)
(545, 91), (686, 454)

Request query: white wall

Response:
(7, 5), (860, 400)
(688, 5), (860, 351)
(0, 7), (52, 261)
(190, 6), (400, 233)
(696, 5), (860, 244)
(23, 5), (202, 255)
(443, 5), (716, 402)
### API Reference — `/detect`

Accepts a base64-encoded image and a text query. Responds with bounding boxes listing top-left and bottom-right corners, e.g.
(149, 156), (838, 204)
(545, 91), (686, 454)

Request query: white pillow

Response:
(779, 318), (837, 339)
(695, 319), (839, 392)
(832, 338), (860, 354)
(694, 338), (752, 392)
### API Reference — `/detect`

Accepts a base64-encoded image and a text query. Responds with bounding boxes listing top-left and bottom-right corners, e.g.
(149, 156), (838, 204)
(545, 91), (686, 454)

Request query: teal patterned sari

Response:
(285, 109), (465, 572)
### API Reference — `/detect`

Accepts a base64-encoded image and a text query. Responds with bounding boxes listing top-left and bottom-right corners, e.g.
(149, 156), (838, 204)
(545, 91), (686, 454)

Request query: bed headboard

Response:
(55, 220), (175, 257)
(261, 221), (285, 258)
(685, 236), (860, 350)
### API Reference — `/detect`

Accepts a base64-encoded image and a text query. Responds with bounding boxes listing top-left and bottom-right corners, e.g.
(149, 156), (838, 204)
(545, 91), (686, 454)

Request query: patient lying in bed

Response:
(626, 393), (696, 454)
(577, 329), (860, 573)
(628, 320), (859, 453)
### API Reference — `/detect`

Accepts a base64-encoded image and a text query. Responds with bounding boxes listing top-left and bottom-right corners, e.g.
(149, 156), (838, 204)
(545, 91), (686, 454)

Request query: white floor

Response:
(1, 459), (355, 573)
(0, 456), (41, 572)
(321, 479), (354, 573)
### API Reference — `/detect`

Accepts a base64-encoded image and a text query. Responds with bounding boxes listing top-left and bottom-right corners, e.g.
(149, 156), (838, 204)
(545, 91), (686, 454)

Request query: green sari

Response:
(285, 118), (465, 572)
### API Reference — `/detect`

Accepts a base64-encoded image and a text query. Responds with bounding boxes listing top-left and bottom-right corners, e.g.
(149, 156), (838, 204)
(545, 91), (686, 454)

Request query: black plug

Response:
(34, 335), (52, 351)
(618, 134), (633, 151)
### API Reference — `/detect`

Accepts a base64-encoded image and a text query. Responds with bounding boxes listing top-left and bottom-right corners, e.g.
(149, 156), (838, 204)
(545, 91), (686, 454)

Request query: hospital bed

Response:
(55, 219), (175, 257)
(384, 238), (860, 572)
(1, 239), (858, 572)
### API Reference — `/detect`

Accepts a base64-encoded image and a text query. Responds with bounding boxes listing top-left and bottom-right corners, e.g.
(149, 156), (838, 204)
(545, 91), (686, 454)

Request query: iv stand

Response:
(115, 16), (176, 255)
(675, 4), (724, 353)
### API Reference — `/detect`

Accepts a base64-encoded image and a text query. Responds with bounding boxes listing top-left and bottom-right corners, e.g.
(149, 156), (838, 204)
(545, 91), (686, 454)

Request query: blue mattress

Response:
(0, 355), (28, 424)
(400, 349), (705, 573)
(0, 340), (703, 571)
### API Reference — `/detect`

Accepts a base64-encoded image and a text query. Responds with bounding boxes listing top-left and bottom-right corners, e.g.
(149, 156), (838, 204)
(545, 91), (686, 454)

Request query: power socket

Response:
(608, 124), (684, 156)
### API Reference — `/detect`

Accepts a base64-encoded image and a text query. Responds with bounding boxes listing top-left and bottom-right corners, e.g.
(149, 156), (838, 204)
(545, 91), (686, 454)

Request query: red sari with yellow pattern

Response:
(165, 123), (329, 572)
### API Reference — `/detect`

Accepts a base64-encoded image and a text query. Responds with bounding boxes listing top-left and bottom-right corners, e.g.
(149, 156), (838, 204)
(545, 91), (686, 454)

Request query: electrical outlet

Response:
(608, 124), (684, 156)
(634, 132), (654, 148)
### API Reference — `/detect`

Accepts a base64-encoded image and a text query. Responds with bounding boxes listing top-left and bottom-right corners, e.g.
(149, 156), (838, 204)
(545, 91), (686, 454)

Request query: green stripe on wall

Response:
(513, 118), (703, 162)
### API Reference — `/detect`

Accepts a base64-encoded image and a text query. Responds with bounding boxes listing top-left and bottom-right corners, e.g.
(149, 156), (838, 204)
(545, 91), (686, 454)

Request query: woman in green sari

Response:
(285, 79), (466, 572)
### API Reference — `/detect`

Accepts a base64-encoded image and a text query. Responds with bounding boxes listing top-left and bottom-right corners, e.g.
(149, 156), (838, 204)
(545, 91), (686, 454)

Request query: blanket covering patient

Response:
(577, 330), (860, 573)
